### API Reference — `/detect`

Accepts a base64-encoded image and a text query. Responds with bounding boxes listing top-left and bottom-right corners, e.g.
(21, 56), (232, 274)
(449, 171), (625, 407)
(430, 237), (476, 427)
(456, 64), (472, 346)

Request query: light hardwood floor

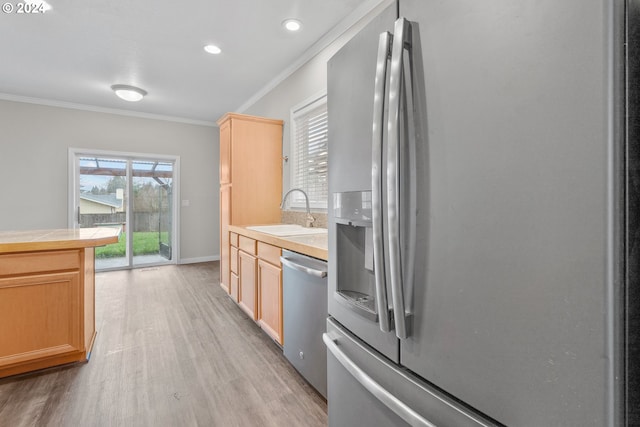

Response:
(0, 262), (327, 426)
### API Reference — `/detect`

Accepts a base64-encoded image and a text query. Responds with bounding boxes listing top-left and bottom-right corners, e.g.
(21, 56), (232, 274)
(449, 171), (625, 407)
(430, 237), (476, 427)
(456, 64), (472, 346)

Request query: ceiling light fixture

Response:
(204, 44), (222, 55)
(282, 18), (302, 32)
(111, 84), (147, 102)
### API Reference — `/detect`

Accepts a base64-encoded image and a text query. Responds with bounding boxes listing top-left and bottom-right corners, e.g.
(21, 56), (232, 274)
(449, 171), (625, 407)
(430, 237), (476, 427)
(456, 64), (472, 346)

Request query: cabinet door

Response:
(219, 119), (231, 184)
(0, 271), (82, 367)
(238, 250), (257, 320)
(219, 185), (231, 292)
(230, 246), (238, 275)
(230, 272), (239, 303)
(228, 118), (283, 226)
(258, 259), (283, 345)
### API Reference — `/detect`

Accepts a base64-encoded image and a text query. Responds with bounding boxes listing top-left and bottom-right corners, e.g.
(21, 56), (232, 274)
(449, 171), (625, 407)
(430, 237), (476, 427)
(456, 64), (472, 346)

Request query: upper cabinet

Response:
(217, 113), (283, 225)
(217, 113), (283, 292)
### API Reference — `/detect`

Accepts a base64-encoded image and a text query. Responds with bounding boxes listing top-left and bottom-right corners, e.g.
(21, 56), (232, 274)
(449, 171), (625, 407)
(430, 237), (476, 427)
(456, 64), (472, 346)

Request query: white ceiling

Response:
(0, 0), (380, 125)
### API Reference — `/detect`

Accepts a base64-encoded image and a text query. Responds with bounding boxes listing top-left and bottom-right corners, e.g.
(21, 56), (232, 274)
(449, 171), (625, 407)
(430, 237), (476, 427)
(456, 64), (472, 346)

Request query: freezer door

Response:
(398, 0), (615, 425)
(325, 318), (497, 427)
(327, 2), (396, 195)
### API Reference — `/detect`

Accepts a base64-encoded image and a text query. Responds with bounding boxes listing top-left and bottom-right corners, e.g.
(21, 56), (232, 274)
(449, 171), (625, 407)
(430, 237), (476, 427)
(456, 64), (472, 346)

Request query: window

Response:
(290, 93), (328, 210)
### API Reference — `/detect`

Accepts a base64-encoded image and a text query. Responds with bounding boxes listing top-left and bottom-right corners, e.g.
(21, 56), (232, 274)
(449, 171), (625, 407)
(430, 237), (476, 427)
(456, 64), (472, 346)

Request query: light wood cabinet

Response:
(0, 228), (118, 379)
(238, 249), (257, 320)
(0, 247), (99, 378)
(217, 113), (283, 293)
(219, 119), (231, 185)
(230, 271), (239, 302)
(230, 246), (238, 279)
(257, 241), (283, 344)
(258, 257), (283, 344)
(227, 231), (284, 345)
(226, 225), (327, 347)
(220, 185), (231, 293)
(229, 232), (239, 302)
(238, 235), (258, 320)
(0, 271), (81, 362)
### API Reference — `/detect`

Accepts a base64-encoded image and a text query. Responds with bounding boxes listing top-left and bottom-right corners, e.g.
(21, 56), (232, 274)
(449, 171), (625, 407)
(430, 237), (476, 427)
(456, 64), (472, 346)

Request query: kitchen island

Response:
(0, 228), (120, 378)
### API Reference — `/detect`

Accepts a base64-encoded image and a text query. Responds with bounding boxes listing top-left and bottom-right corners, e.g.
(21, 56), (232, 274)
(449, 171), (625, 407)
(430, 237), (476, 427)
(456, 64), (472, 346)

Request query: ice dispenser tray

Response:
(332, 191), (378, 322)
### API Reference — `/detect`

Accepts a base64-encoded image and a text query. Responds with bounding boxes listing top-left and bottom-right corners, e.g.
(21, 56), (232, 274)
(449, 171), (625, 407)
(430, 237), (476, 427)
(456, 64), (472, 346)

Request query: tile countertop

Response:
(229, 224), (328, 261)
(0, 227), (121, 253)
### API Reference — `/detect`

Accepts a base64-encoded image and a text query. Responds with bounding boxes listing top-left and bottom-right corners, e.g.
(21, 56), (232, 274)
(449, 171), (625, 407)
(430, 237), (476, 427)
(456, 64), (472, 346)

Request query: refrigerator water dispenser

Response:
(332, 191), (379, 322)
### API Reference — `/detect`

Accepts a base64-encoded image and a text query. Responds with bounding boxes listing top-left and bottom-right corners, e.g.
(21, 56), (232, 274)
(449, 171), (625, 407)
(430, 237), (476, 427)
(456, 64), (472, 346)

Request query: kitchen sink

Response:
(246, 224), (327, 237)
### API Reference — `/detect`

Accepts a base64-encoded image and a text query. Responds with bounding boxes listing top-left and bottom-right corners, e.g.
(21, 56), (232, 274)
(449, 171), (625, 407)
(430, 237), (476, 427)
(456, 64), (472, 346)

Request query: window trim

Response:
(288, 90), (328, 211)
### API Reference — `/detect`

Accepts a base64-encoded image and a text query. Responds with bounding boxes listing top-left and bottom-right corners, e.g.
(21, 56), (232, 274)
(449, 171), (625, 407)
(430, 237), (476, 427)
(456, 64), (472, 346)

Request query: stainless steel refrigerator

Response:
(325, 0), (634, 425)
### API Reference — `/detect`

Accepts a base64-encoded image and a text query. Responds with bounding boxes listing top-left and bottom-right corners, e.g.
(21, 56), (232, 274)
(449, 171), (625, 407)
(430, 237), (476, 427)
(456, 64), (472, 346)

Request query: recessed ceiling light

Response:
(282, 19), (302, 32)
(111, 84), (147, 102)
(204, 44), (222, 55)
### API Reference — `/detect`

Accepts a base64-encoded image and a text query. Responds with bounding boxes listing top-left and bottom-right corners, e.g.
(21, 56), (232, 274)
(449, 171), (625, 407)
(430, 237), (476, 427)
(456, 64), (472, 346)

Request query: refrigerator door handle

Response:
(323, 333), (436, 427)
(372, 30), (393, 333)
(387, 17), (413, 339)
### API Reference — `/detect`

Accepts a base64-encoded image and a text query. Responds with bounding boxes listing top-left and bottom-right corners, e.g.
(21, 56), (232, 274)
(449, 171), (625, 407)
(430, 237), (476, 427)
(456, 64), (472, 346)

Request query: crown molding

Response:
(0, 92), (217, 127)
(235, 0), (393, 113)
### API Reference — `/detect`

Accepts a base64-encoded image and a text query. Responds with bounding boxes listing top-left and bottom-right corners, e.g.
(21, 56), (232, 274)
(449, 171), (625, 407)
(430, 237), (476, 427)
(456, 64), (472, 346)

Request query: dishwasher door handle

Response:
(280, 256), (327, 278)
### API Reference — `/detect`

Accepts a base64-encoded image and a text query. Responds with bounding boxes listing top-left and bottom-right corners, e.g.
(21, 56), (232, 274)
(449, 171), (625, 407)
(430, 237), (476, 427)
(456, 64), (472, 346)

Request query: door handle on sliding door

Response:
(372, 30), (393, 333)
(387, 17), (414, 340)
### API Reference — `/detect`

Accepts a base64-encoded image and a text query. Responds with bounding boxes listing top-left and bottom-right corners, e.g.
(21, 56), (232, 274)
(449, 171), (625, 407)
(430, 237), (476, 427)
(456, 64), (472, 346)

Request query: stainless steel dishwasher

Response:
(281, 250), (328, 398)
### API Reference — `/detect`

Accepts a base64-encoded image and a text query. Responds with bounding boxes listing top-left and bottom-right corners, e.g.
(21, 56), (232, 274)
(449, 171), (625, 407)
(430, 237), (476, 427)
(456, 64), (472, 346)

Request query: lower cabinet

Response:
(230, 272), (239, 302)
(258, 259), (283, 344)
(227, 232), (284, 345)
(238, 250), (257, 320)
(230, 244), (239, 302)
(0, 248), (97, 378)
(219, 185), (231, 292)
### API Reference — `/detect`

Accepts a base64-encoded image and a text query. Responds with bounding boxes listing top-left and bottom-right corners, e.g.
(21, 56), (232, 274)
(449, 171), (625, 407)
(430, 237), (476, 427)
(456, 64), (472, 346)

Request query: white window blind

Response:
(290, 95), (328, 209)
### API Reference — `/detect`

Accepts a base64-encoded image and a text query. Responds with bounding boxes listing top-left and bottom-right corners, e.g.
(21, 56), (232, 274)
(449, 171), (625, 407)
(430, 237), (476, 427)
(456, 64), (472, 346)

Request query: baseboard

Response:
(179, 256), (219, 265)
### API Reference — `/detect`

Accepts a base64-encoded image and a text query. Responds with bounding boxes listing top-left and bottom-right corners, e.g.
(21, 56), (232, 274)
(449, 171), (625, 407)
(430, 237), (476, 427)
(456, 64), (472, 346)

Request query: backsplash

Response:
(281, 210), (328, 228)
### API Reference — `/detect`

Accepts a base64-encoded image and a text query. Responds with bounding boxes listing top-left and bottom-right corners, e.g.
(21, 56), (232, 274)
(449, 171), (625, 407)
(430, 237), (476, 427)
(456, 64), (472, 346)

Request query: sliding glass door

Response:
(69, 149), (179, 271)
(131, 160), (174, 267)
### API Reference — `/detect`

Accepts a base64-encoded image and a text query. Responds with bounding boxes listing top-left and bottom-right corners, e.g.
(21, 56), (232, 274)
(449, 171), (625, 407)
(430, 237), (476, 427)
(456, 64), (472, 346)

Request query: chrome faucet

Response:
(280, 188), (315, 227)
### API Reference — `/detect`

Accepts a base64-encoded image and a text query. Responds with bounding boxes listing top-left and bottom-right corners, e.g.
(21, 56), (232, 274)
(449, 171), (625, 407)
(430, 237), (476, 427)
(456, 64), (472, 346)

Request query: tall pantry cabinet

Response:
(217, 113), (283, 293)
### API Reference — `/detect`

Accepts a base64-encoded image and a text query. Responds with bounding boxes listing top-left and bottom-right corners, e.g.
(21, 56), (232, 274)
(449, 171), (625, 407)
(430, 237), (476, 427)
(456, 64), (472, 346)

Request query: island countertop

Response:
(0, 227), (120, 254)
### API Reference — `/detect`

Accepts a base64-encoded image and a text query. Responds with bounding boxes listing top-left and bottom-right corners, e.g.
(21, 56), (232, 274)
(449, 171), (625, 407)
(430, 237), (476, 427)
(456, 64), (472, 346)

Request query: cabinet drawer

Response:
(0, 250), (81, 277)
(257, 242), (282, 266)
(239, 236), (257, 255)
(230, 246), (238, 274)
(230, 232), (239, 247)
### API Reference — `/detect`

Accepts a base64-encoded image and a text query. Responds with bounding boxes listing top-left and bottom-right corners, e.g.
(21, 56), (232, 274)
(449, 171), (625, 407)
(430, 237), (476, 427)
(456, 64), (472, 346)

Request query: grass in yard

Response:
(96, 232), (168, 258)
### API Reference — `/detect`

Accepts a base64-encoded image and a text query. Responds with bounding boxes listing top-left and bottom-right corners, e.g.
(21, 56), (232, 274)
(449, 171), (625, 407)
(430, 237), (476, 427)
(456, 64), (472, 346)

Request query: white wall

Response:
(243, 0), (393, 193)
(0, 99), (219, 263)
